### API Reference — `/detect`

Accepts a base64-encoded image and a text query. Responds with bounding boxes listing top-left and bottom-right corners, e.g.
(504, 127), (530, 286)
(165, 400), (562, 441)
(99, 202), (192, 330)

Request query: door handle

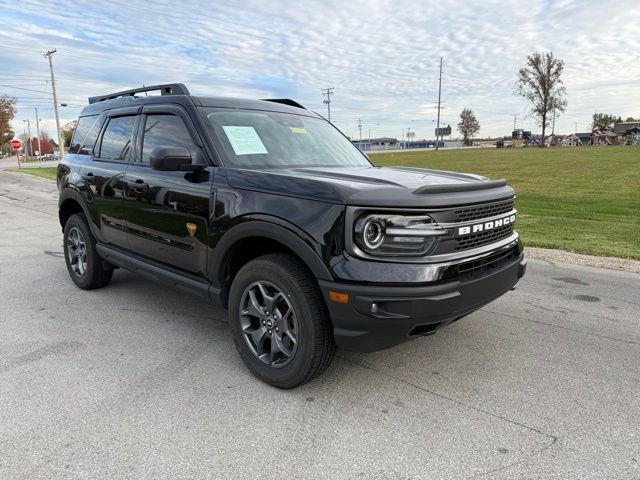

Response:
(128, 179), (149, 191)
(81, 172), (94, 182)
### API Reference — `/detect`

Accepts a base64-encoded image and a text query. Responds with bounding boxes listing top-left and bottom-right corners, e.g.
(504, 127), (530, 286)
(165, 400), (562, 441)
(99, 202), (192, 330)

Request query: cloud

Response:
(2, 0), (639, 139)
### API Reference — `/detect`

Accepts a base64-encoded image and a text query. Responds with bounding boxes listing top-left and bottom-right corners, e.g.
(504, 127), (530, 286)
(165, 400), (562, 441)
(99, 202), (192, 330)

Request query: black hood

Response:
(224, 166), (514, 208)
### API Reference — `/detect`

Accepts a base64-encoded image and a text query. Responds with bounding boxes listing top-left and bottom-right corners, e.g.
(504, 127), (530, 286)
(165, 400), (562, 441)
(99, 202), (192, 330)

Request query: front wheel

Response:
(229, 253), (335, 388)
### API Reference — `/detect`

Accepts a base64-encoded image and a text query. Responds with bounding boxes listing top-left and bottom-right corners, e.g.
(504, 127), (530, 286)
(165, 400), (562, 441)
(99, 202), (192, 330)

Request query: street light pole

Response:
(35, 108), (42, 159)
(23, 120), (32, 158)
(435, 57), (443, 151)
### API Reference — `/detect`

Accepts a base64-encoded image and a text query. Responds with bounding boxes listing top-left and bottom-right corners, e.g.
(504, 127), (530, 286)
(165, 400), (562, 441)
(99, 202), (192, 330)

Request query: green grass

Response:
(7, 167), (58, 181)
(371, 146), (640, 259)
(6, 147), (640, 259)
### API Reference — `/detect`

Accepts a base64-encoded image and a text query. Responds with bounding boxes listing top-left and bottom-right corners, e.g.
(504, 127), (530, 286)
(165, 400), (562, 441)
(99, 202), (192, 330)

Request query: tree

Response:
(62, 120), (77, 147)
(457, 108), (480, 146)
(592, 113), (622, 132)
(625, 117), (636, 122)
(516, 52), (567, 147)
(0, 94), (17, 151)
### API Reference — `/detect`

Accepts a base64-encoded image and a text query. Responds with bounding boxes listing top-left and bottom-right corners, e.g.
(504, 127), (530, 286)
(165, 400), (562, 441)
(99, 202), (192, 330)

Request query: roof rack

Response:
(262, 98), (306, 110)
(88, 83), (190, 104)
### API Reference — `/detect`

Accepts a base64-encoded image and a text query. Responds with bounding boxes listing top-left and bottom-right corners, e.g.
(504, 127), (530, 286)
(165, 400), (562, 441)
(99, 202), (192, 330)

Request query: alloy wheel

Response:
(239, 281), (299, 368)
(67, 227), (88, 277)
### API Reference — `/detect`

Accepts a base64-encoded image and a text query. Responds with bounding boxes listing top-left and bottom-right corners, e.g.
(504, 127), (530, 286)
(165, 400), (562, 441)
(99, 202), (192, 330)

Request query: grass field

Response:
(7, 167), (58, 181)
(372, 146), (640, 259)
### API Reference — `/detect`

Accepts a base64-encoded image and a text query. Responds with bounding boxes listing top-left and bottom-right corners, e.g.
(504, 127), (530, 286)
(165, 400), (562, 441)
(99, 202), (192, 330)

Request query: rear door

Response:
(82, 108), (139, 247)
(122, 104), (213, 276)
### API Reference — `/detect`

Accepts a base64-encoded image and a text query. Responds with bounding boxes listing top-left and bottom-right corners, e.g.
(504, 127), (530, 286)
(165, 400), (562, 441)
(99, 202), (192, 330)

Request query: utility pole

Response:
(321, 87), (334, 123)
(35, 108), (42, 159)
(44, 49), (64, 159)
(574, 122), (578, 133)
(23, 120), (32, 158)
(435, 57), (443, 151)
(357, 118), (363, 141)
(513, 114), (518, 131)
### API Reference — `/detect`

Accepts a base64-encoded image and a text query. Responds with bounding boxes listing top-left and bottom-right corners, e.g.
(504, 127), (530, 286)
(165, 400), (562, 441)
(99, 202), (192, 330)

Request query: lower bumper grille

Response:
(442, 243), (521, 282)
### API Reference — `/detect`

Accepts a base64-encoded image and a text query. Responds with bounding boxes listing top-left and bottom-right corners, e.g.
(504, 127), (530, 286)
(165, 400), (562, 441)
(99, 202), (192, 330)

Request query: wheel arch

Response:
(210, 219), (333, 308)
(59, 189), (90, 231)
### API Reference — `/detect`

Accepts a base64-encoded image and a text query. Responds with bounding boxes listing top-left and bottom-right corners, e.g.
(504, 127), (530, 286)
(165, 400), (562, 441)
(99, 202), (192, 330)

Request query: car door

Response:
(122, 104), (213, 277)
(83, 108), (139, 248)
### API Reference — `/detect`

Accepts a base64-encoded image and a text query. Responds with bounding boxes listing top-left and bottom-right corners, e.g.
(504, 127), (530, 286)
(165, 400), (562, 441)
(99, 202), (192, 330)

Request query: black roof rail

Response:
(88, 83), (190, 104)
(262, 98), (306, 110)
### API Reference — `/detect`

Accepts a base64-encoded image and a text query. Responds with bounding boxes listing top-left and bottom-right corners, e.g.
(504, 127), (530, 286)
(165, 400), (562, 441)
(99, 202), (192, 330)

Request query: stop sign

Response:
(10, 139), (21, 151)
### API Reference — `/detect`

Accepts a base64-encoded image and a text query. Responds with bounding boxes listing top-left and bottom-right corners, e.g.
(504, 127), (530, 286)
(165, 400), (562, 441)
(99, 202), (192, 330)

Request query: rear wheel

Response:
(63, 213), (113, 290)
(229, 253), (335, 388)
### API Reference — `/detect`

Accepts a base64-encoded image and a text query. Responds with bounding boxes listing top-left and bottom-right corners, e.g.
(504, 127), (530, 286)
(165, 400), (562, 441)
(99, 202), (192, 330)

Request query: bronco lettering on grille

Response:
(457, 214), (516, 236)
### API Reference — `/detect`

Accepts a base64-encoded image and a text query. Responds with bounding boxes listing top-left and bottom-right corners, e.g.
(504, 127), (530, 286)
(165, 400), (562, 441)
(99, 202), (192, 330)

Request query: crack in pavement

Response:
(336, 355), (558, 479)
(482, 308), (640, 346)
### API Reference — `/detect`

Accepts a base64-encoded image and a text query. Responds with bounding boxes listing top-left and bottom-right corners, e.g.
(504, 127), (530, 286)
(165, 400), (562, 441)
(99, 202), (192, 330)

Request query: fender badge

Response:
(186, 223), (197, 238)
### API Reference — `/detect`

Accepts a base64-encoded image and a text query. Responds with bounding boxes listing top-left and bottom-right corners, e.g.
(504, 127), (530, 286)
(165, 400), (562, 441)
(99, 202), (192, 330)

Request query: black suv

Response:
(58, 83), (526, 388)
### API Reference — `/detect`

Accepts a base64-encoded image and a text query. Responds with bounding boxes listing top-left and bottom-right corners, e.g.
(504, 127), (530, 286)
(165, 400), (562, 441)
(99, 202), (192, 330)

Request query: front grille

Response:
(442, 244), (520, 282)
(453, 199), (514, 222)
(454, 223), (514, 250)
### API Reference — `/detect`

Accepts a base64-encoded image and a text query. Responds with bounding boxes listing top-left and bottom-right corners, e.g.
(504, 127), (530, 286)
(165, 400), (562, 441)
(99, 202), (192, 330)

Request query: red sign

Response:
(10, 139), (21, 151)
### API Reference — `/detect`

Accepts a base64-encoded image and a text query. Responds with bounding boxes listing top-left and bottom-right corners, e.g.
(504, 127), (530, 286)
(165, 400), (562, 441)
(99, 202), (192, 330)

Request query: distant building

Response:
(613, 121), (640, 136)
(613, 122), (640, 145)
(575, 133), (592, 146)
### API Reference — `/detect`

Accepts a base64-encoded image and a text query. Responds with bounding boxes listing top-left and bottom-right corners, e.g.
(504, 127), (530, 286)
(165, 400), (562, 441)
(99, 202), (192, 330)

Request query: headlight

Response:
(353, 213), (447, 257)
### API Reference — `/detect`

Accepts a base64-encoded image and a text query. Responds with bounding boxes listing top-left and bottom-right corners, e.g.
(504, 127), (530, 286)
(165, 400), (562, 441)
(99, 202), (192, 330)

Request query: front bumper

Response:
(319, 246), (526, 352)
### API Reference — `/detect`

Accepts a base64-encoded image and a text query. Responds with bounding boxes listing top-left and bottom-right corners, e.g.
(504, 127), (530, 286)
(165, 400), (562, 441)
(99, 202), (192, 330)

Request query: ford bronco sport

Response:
(58, 83), (526, 388)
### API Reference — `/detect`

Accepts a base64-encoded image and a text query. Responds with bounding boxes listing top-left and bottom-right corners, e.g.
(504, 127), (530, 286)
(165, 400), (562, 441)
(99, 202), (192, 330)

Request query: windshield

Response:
(202, 108), (372, 169)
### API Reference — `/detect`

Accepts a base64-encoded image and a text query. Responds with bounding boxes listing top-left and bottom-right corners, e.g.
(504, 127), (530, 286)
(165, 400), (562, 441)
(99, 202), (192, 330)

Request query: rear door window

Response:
(98, 116), (136, 161)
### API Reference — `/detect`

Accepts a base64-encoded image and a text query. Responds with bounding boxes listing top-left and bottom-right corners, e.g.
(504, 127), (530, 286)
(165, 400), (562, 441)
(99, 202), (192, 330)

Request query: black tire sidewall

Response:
(63, 213), (105, 289)
(229, 257), (325, 387)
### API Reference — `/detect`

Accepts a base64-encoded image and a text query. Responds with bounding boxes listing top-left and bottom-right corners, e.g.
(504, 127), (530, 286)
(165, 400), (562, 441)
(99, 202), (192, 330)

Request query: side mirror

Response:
(149, 146), (201, 171)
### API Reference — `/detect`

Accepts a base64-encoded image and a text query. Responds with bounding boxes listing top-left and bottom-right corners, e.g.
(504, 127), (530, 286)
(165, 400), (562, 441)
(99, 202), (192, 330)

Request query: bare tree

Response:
(516, 52), (567, 146)
(458, 108), (480, 146)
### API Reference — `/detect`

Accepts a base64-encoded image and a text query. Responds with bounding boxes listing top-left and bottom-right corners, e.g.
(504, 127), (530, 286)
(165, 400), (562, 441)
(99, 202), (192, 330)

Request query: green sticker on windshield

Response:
(222, 126), (268, 155)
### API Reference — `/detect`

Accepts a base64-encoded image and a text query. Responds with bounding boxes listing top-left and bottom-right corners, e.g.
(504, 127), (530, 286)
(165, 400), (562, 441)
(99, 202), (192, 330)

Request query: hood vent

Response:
(413, 179), (507, 195)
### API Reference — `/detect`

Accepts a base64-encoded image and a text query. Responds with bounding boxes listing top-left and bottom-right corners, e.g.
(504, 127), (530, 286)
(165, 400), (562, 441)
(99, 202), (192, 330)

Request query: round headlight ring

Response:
(363, 219), (385, 249)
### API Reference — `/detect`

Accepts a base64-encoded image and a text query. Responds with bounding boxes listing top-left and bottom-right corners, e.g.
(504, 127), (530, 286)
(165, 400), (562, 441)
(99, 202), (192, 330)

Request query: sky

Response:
(1, 0), (639, 141)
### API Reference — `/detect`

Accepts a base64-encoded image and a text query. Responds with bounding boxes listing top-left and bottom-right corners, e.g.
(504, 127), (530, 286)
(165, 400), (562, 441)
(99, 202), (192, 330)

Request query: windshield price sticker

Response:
(222, 126), (268, 155)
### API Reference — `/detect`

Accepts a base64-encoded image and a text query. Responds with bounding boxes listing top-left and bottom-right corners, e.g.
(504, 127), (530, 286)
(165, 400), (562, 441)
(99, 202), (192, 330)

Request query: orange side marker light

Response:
(329, 291), (349, 304)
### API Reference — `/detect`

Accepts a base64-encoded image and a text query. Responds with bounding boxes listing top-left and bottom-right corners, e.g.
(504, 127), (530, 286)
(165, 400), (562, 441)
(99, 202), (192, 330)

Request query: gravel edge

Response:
(526, 246), (640, 274)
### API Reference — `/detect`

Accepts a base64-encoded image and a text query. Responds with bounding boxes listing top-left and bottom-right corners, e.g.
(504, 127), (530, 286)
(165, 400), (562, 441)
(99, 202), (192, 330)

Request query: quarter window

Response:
(141, 114), (197, 164)
(98, 116), (136, 160)
(69, 115), (100, 154)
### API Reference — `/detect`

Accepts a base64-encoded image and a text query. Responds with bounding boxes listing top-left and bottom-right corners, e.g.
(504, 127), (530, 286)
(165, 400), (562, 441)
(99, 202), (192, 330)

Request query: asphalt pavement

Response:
(1, 169), (638, 479)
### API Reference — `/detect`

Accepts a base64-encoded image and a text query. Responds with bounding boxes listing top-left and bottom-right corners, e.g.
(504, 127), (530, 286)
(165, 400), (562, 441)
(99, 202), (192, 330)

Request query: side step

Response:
(96, 244), (221, 303)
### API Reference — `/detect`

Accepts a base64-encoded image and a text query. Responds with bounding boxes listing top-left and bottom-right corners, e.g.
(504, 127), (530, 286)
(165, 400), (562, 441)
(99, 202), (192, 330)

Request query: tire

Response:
(229, 253), (335, 388)
(63, 213), (113, 290)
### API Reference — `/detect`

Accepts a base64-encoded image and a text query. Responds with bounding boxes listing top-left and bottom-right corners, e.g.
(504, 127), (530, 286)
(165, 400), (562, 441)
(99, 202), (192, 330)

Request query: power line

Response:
(0, 84), (51, 94)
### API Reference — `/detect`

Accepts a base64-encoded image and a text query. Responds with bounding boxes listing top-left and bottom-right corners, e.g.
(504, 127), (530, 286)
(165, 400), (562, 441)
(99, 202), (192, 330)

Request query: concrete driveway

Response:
(1, 170), (638, 479)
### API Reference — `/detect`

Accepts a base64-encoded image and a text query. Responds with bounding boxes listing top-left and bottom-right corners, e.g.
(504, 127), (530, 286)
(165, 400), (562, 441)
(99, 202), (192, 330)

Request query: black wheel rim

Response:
(239, 281), (299, 368)
(67, 227), (88, 277)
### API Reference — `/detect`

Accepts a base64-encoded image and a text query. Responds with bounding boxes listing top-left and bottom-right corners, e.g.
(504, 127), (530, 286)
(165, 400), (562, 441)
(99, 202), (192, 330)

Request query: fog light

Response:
(371, 303), (379, 314)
